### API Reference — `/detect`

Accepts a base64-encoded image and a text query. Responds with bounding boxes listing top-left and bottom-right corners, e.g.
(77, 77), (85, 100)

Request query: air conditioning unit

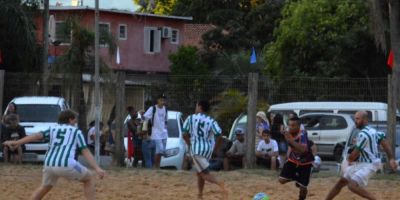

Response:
(161, 27), (172, 38)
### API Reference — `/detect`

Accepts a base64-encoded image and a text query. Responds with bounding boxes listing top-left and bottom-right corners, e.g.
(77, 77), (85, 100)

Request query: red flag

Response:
(387, 50), (394, 69)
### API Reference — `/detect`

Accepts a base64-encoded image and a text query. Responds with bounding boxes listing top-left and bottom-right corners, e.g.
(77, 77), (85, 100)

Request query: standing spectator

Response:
(182, 100), (227, 199)
(256, 111), (270, 149)
(126, 106), (143, 167)
(104, 107), (116, 155)
(224, 128), (245, 171)
(270, 113), (287, 161)
(256, 129), (279, 170)
(5, 102), (17, 115)
(2, 114), (26, 164)
(87, 121), (104, 154)
(143, 94), (168, 169)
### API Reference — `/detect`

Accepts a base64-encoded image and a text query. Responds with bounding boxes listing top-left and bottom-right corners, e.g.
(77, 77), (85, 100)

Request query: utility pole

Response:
(94, 0), (101, 164)
(41, 0), (49, 96)
(245, 73), (258, 169)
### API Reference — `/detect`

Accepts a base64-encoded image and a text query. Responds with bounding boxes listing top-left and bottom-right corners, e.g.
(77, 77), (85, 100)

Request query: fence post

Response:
(0, 70), (4, 113)
(245, 72), (258, 169)
(114, 71), (126, 166)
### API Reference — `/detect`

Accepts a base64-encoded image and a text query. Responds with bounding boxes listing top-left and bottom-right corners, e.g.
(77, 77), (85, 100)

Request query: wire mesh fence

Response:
(1, 71), (389, 130)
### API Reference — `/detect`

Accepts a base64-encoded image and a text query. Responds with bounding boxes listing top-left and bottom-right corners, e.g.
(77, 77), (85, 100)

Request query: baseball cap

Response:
(235, 127), (245, 135)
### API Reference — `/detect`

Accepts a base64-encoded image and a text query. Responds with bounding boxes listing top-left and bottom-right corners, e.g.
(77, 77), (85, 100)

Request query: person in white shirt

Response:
(143, 94), (168, 169)
(256, 129), (279, 170)
(87, 121), (103, 154)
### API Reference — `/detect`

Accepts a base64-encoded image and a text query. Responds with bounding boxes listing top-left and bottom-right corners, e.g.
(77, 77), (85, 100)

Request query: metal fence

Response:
(1, 72), (389, 132)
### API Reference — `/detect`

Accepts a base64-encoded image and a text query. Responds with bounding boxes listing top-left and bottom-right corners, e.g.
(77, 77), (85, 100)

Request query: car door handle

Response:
(312, 133), (318, 136)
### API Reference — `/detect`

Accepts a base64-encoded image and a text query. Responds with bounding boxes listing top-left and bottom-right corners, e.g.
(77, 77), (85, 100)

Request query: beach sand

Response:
(0, 164), (399, 200)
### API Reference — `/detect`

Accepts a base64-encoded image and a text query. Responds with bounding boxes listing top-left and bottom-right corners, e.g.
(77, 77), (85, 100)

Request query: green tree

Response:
(265, 0), (387, 78)
(0, 0), (40, 72)
(134, 0), (177, 14)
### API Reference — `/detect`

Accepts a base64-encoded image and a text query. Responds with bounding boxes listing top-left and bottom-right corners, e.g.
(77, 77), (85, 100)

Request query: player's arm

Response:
(284, 132), (306, 153)
(347, 147), (360, 162)
(380, 139), (398, 171)
(183, 132), (191, 147)
(3, 132), (43, 147)
(182, 116), (192, 147)
(81, 148), (105, 179)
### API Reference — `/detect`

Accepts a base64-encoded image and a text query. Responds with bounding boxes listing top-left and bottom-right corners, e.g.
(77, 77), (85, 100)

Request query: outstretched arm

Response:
(3, 132), (43, 147)
(81, 148), (106, 179)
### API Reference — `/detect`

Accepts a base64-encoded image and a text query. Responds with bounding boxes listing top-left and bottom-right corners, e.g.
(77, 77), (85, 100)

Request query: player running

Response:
(3, 110), (105, 200)
(279, 116), (316, 200)
(325, 111), (398, 200)
(182, 100), (227, 199)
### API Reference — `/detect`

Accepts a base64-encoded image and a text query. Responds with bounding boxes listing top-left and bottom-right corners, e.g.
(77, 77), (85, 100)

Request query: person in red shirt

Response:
(278, 117), (316, 200)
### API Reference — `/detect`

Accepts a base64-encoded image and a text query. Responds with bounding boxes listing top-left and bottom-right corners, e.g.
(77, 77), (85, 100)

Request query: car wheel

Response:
(334, 145), (344, 162)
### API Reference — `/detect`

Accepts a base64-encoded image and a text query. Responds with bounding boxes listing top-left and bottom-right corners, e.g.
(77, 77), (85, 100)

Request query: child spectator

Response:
(256, 129), (279, 170)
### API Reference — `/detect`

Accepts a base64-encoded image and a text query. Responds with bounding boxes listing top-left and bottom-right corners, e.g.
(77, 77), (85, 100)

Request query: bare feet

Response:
(197, 193), (203, 199)
(218, 182), (228, 200)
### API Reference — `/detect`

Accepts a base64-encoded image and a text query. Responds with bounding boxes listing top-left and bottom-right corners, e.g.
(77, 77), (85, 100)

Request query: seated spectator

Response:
(209, 137), (231, 171)
(5, 102), (17, 115)
(2, 114), (26, 164)
(87, 121), (104, 154)
(256, 129), (279, 170)
(224, 128), (245, 171)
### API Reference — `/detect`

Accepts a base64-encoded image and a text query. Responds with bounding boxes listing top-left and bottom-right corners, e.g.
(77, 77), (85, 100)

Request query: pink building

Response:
(36, 6), (192, 73)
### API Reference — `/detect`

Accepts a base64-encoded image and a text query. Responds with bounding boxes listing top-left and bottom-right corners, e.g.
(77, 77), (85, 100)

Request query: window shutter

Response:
(144, 28), (150, 53)
(154, 29), (161, 53)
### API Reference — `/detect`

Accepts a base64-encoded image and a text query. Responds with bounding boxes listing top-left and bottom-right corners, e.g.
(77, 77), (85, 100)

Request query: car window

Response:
(301, 115), (347, 130)
(301, 115), (322, 130)
(299, 110), (333, 115)
(231, 115), (247, 141)
(167, 119), (179, 138)
(17, 104), (61, 123)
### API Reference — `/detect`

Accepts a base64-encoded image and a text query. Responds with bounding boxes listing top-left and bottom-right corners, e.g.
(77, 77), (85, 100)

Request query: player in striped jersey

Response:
(3, 110), (105, 200)
(325, 111), (398, 200)
(183, 100), (227, 199)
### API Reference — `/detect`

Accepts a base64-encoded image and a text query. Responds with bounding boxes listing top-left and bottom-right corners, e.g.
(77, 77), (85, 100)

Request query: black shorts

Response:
(279, 161), (312, 188)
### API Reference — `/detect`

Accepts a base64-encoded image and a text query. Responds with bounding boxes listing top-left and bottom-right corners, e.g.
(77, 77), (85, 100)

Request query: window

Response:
(55, 21), (71, 44)
(144, 27), (161, 53)
(119, 24), (127, 40)
(99, 23), (110, 46)
(171, 29), (179, 44)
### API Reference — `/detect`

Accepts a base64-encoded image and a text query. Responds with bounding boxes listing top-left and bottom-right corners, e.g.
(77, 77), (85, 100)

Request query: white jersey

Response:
(42, 124), (87, 167)
(144, 105), (168, 140)
(355, 126), (384, 163)
(183, 113), (222, 159)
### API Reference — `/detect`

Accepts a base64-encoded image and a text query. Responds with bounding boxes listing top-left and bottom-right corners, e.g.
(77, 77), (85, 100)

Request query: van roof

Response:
(269, 102), (387, 110)
(11, 96), (65, 105)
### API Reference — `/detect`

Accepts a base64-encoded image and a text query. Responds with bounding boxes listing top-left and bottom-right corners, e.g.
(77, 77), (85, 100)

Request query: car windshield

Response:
(167, 119), (179, 138)
(17, 104), (61, 123)
(231, 115), (247, 141)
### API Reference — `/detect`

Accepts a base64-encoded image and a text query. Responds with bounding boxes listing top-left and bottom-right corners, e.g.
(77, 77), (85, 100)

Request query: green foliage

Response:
(265, 0), (387, 78)
(134, 0), (177, 14)
(0, 0), (40, 72)
(211, 89), (269, 136)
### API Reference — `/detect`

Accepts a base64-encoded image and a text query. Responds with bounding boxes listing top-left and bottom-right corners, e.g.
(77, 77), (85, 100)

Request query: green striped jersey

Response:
(183, 113), (222, 159)
(355, 126), (384, 163)
(42, 124), (87, 167)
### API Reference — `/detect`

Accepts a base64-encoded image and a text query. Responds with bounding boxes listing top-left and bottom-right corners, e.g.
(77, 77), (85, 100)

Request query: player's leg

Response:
(30, 185), (53, 200)
(3, 146), (9, 163)
(295, 165), (313, 200)
(279, 161), (295, 184)
(325, 178), (348, 200)
(17, 146), (23, 164)
(196, 173), (205, 199)
(347, 179), (376, 200)
(81, 175), (95, 200)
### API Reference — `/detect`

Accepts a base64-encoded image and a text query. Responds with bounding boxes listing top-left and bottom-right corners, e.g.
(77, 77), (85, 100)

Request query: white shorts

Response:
(343, 162), (378, 187)
(192, 155), (210, 173)
(154, 139), (167, 155)
(42, 163), (91, 186)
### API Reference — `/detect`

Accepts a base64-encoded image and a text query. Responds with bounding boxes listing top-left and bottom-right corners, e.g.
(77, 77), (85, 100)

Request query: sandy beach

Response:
(0, 164), (399, 200)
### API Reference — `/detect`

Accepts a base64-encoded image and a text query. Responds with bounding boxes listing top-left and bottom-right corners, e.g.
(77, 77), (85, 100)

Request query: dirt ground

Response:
(0, 164), (399, 200)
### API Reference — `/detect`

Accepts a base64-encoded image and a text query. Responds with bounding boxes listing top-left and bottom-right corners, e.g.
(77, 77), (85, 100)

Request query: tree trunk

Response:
(113, 71), (126, 166)
(78, 73), (88, 133)
(245, 73), (258, 169)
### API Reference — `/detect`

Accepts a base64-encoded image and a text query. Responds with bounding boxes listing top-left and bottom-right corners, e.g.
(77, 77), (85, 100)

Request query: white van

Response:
(268, 102), (399, 122)
(2, 96), (69, 161)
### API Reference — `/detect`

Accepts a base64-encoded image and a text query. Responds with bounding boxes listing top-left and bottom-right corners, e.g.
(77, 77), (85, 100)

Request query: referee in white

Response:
(183, 100), (228, 199)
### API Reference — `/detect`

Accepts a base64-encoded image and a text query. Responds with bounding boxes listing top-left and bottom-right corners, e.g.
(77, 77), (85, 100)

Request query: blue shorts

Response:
(154, 139), (167, 155)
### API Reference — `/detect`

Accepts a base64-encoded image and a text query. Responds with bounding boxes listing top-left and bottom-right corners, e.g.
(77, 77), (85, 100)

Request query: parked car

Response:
(124, 110), (187, 170)
(342, 122), (400, 171)
(1, 96), (69, 161)
(269, 101), (400, 122)
(299, 113), (355, 161)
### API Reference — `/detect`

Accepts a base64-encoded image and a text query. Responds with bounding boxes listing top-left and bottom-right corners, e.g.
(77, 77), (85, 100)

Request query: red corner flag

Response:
(387, 50), (394, 69)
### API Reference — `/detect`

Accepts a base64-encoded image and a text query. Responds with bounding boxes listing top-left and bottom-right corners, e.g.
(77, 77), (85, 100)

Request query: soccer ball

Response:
(253, 192), (270, 200)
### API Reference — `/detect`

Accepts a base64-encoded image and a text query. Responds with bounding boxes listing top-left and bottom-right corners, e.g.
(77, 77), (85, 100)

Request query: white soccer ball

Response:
(253, 192), (270, 200)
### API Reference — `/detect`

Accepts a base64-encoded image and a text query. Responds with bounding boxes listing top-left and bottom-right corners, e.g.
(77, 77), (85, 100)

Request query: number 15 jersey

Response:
(183, 113), (222, 159)
(41, 124), (88, 167)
